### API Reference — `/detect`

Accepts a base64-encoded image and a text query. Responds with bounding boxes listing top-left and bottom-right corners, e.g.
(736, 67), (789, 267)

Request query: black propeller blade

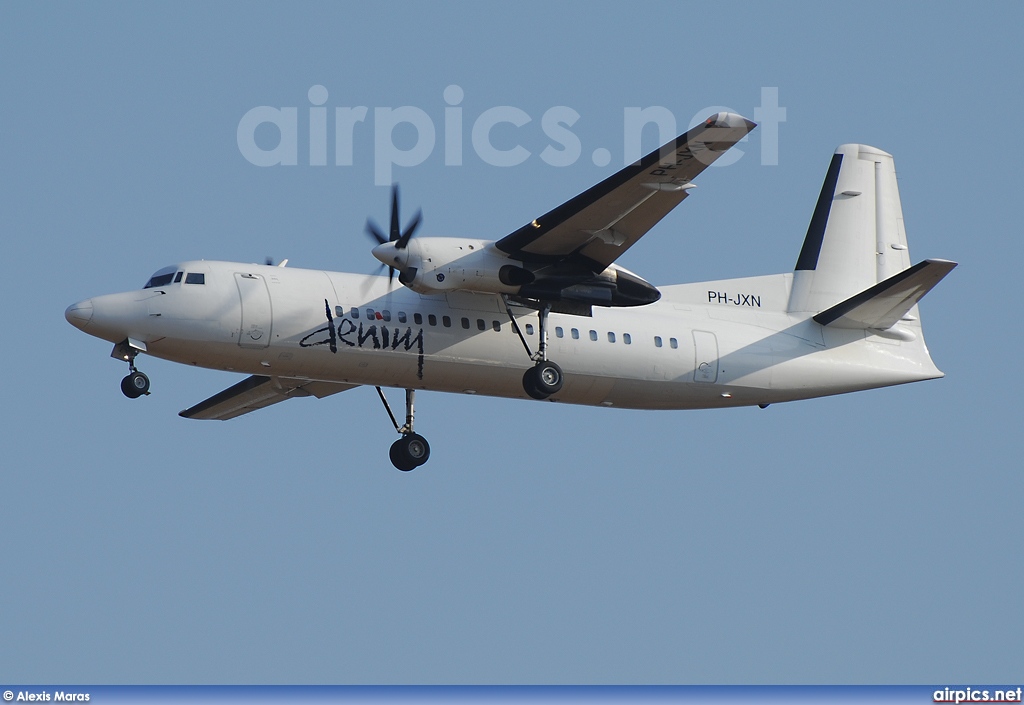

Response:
(364, 184), (423, 286)
(390, 186), (401, 243)
(365, 221), (387, 246)
(365, 184), (422, 250)
(396, 208), (422, 250)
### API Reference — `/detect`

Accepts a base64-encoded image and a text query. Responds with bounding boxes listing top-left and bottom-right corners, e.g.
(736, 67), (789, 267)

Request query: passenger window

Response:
(477, 319), (486, 331)
(398, 312), (407, 323)
(670, 337), (678, 349)
(428, 314), (437, 326)
(623, 333), (632, 345)
(366, 308), (375, 319)
(571, 328), (579, 340)
(492, 321), (501, 332)
(654, 336), (663, 348)
(608, 332), (616, 343)
(414, 313), (422, 325)
(185, 273), (205, 285)
(525, 324), (535, 335)
(461, 317), (470, 329)
(442, 316), (451, 327)
(555, 326), (564, 338)
(589, 330), (598, 341)
(335, 306), (344, 317)
(382, 310), (391, 322)
(352, 308), (360, 320)
(174, 272), (183, 283)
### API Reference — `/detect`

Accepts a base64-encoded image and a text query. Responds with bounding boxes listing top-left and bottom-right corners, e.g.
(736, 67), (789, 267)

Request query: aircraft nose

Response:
(65, 299), (94, 329)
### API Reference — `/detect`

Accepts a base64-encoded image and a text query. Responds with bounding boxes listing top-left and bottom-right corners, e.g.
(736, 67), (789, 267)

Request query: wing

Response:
(495, 112), (756, 271)
(179, 375), (358, 420)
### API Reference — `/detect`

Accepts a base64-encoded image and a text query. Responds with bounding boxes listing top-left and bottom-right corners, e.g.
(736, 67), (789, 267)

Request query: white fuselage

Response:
(66, 259), (944, 410)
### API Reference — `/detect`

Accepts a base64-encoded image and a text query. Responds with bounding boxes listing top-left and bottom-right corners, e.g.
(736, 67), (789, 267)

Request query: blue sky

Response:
(1, 0), (1022, 684)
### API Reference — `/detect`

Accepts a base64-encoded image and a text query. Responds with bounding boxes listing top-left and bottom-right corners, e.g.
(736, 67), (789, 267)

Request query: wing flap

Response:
(813, 259), (957, 329)
(179, 375), (358, 420)
(496, 112), (756, 270)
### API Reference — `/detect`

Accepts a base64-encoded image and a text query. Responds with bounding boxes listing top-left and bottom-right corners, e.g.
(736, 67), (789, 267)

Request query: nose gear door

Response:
(235, 272), (273, 349)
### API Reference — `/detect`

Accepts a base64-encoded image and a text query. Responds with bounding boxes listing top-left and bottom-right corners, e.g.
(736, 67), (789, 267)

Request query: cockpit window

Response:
(174, 272), (183, 283)
(143, 266), (177, 289)
(185, 273), (205, 285)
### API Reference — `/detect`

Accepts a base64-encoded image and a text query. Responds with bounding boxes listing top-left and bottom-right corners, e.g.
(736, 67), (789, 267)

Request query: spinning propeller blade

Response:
(364, 184), (423, 286)
(365, 221), (387, 245)
(396, 208), (422, 250)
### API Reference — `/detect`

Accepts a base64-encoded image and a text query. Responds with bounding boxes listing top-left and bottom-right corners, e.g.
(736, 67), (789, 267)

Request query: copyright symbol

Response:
(4, 691), (14, 702)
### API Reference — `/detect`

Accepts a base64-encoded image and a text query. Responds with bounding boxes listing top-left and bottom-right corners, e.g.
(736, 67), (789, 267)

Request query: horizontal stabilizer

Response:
(813, 259), (957, 329)
(180, 375), (358, 420)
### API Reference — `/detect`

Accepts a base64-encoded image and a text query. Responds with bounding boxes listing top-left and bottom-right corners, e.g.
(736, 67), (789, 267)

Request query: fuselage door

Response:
(692, 330), (719, 383)
(235, 272), (273, 348)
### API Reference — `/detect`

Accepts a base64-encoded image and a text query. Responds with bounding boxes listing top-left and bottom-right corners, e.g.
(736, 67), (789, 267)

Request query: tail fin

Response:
(788, 144), (918, 313)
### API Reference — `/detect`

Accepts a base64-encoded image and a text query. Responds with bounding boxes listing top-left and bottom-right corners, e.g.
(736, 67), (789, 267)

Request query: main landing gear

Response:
(504, 298), (564, 400)
(120, 348), (150, 399)
(376, 386), (430, 471)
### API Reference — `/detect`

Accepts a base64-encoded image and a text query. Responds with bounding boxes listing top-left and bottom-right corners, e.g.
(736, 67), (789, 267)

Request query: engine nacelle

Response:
(519, 265), (661, 307)
(393, 238), (529, 296)
(373, 237), (660, 307)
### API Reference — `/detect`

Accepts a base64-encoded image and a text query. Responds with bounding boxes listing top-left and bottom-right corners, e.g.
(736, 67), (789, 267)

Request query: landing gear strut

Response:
(376, 387), (430, 471)
(120, 348), (150, 399)
(504, 298), (563, 400)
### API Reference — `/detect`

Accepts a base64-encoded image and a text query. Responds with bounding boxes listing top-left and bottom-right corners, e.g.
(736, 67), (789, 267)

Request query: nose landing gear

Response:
(116, 342), (150, 399)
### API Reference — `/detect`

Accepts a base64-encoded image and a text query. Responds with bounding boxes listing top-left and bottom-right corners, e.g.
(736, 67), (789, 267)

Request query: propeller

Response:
(365, 184), (422, 285)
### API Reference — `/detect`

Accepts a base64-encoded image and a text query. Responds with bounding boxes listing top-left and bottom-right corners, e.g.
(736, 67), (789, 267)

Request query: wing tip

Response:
(706, 111), (757, 131)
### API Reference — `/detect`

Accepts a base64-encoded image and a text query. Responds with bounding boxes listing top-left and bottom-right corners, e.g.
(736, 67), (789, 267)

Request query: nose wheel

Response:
(121, 370), (150, 398)
(377, 387), (431, 471)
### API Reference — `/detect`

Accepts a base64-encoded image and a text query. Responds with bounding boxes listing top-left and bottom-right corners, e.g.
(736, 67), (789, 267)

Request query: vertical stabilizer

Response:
(788, 145), (912, 313)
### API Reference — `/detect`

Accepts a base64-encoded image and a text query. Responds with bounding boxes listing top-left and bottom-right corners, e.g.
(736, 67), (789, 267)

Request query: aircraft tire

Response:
(390, 433), (430, 471)
(523, 361), (562, 400)
(121, 371), (150, 398)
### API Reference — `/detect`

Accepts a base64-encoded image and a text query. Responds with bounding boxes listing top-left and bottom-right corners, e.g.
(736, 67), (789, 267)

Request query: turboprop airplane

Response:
(65, 112), (956, 471)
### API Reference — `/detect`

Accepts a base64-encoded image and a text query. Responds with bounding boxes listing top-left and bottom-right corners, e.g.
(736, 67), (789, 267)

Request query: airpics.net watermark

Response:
(236, 85), (786, 185)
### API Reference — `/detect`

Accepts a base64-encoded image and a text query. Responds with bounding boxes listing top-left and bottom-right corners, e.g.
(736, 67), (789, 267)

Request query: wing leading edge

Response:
(495, 112), (756, 271)
(179, 375), (358, 420)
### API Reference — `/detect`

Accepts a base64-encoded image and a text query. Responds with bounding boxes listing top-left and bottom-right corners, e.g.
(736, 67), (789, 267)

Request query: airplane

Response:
(65, 112), (956, 471)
